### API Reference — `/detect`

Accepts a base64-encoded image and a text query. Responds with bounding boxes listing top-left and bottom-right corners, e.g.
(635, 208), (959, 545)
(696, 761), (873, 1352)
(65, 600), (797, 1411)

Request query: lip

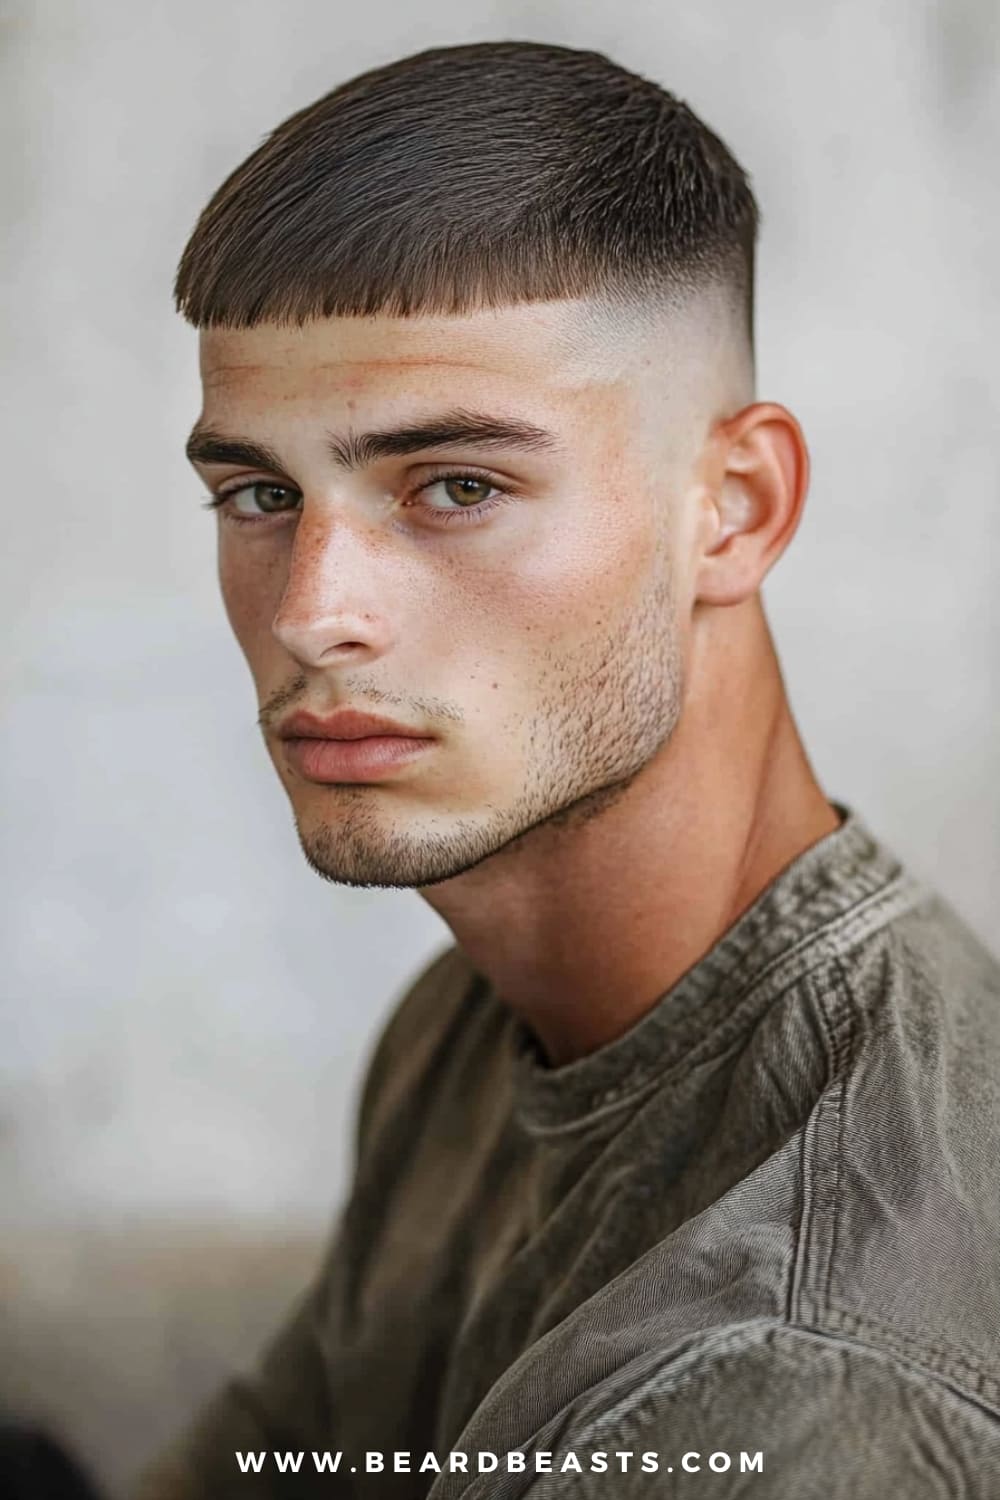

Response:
(282, 734), (434, 784)
(278, 708), (430, 741)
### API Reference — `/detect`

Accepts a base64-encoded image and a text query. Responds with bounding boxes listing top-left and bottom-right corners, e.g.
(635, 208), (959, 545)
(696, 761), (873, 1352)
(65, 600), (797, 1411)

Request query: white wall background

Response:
(2, 0), (998, 1492)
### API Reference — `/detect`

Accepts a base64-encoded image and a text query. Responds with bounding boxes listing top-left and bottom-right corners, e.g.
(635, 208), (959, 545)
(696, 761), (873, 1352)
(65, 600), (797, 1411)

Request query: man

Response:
(136, 40), (1000, 1498)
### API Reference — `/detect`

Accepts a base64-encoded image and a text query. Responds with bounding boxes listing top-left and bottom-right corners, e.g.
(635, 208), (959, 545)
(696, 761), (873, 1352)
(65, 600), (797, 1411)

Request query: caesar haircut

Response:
(175, 40), (759, 354)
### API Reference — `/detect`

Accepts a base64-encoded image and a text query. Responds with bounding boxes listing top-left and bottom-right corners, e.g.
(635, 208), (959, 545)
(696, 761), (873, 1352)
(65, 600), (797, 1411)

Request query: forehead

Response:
(197, 298), (649, 408)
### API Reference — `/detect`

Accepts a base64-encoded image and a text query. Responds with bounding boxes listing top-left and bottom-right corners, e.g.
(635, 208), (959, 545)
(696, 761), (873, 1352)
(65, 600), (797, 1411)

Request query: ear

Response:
(691, 402), (810, 607)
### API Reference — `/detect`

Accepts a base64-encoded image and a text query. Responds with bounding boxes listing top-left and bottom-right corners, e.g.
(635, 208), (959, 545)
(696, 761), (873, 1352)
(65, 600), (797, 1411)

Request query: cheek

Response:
(217, 534), (284, 656)
(492, 497), (657, 641)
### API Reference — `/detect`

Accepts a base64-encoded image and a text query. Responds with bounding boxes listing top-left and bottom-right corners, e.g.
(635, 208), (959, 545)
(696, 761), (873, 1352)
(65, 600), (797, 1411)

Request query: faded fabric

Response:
(134, 803), (1000, 1497)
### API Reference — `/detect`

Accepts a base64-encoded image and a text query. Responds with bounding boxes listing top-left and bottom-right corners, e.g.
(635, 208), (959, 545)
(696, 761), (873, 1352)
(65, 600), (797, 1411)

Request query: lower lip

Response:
(282, 735), (434, 783)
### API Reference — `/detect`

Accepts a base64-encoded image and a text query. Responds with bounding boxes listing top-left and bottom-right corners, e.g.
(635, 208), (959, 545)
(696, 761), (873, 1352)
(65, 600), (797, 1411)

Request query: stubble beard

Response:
(293, 555), (685, 891)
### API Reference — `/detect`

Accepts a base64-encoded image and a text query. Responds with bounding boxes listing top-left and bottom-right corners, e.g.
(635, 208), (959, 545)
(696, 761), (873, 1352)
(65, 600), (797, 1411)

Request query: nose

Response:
(270, 500), (394, 669)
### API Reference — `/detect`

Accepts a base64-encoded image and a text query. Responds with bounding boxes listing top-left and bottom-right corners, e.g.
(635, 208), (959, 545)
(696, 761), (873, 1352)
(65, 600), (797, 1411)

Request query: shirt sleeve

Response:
(128, 1005), (390, 1500)
(514, 1323), (1000, 1500)
(127, 1002), (394, 1500)
(129, 945), (465, 1500)
(128, 1229), (345, 1499)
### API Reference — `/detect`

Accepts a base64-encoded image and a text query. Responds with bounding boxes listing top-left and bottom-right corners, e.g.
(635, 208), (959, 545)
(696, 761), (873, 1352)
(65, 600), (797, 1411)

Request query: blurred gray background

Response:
(1, 0), (997, 1494)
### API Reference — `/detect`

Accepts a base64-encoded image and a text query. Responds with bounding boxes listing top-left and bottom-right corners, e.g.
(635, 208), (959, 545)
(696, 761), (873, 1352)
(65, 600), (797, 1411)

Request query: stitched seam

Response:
(821, 1302), (1000, 1400)
(521, 873), (927, 1131)
(789, 962), (850, 1322)
(786, 1101), (812, 1322)
(510, 1320), (1000, 1500)
(728, 872), (923, 1022)
(825, 1078), (847, 1308)
(788, 1053), (823, 1324)
(824, 957), (857, 1307)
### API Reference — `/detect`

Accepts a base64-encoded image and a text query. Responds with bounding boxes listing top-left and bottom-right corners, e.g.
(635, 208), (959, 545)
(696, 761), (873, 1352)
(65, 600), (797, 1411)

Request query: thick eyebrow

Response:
(326, 409), (559, 469)
(185, 409), (558, 479)
(185, 428), (286, 471)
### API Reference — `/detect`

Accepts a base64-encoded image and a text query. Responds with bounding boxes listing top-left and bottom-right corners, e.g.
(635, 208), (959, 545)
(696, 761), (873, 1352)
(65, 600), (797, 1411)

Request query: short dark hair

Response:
(175, 40), (758, 350)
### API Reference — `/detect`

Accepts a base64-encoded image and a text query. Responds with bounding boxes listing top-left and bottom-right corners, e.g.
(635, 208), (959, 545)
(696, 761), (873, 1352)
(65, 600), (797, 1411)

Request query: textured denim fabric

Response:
(134, 802), (1000, 1497)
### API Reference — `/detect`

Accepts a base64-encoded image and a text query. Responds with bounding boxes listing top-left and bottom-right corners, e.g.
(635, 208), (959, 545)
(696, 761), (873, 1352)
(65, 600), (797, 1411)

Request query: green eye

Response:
(232, 483), (300, 514)
(407, 472), (508, 528)
(442, 477), (493, 506)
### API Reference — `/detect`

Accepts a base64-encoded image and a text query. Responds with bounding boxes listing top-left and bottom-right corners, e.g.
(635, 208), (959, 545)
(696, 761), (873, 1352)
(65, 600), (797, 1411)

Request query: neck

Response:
(420, 599), (841, 1067)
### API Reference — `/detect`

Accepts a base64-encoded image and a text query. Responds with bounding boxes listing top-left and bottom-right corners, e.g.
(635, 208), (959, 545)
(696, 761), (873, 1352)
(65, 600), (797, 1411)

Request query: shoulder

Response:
(512, 1322), (1000, 1499)
(836, 882), (1000, 1047)
(791, 890), (1000, 1392)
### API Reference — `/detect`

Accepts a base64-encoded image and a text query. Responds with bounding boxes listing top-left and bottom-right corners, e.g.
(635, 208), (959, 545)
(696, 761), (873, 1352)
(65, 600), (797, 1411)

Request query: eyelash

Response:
(200, 469), (511, 530)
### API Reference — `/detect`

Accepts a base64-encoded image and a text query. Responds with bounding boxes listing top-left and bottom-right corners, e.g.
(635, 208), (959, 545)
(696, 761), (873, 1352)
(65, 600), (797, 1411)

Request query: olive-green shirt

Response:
(134, 803), (1000, 1497)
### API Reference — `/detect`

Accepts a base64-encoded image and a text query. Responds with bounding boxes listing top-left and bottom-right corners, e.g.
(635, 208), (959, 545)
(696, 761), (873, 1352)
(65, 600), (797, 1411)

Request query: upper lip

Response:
(278, 708), (430, 741)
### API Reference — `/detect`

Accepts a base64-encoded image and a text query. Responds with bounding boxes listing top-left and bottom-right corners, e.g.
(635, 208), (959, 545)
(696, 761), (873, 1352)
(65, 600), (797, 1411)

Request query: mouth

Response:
(278, 707), (429, 741)
(281, 732), (435, 784)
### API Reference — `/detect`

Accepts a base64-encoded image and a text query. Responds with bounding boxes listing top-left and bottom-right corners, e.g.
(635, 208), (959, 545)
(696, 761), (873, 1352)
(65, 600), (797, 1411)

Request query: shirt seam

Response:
(574, 1320), (1000, 1454)
(791, 933), (1000, 1404)
(516, 871), (926, 1135)
(788, 956), (855, 1324)
(463, 1321), (1000, 1500)
(817, 1302), (1000, 1407)
(623, 1320), (1000, 1428)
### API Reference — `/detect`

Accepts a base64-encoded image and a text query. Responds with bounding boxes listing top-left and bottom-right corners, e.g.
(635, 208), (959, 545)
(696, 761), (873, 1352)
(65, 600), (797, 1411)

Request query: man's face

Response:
(190, 298), (713, 890)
